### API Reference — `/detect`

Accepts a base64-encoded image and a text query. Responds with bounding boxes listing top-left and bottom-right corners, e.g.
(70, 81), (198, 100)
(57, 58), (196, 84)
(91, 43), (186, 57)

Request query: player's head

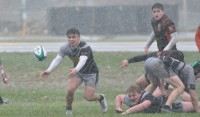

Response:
(66, 28), (80, 49)
(66, 27), (80, 37)
(127, 85), (142, 102)
(152, 3), (164, 20)
(191, 61), (200, 78)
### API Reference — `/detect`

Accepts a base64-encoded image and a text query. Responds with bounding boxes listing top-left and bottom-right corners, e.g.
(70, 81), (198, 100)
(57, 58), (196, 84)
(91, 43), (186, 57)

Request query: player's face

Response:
(152, 8), (164, 20)
(67, 33), (80, 48)
(128, 91), (141, 104)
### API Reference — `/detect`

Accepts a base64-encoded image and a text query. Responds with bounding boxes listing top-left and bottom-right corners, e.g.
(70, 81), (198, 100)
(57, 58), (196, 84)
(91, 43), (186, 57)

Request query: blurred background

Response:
(0, 0), (199, 39)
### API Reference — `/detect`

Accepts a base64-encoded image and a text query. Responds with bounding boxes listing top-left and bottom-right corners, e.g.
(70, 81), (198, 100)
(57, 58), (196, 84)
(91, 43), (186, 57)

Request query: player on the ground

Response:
(40, 28), (108, 115)
(115, 84), (200, 114)
(144, 3), (178, 53)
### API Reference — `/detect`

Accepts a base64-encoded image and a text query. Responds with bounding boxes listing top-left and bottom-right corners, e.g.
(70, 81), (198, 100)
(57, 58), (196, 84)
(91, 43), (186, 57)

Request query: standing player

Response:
(144, 3), (178, 53)
(0, 57), (8, 105)
(40, 28), (108, 115)
(195, 24), (200, 52)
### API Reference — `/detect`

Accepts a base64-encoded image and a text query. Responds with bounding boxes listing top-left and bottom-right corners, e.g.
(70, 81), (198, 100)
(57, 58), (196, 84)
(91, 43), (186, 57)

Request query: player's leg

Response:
(0, 96), (3, 104)
(162, 75), (184, 111)
(135, 74), (150, 89)
(83, 73), (108, 112)
(182, 101), (200, 112)
(181, 92), (191, 102)
(66, 75), (82, 114)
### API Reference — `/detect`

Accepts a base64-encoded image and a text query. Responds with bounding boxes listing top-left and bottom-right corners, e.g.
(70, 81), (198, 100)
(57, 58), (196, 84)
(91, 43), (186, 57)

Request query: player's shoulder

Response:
(59, 43), (70, 52)
(161, 15), (174, 25)
(79, 41), (90, 49)
(60, 43), (68, 48)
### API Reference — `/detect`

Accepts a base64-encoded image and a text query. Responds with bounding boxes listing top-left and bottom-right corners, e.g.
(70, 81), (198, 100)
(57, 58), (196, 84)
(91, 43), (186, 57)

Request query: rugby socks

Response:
(99, 94), (104, 102)
(163, 105), (170, 109)
(0, 96), (3, 104)
(66, 106), (72, 110)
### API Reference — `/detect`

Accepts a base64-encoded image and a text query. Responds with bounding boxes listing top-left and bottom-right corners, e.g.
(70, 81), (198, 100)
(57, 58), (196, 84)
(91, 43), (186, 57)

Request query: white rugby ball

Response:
(33, 45), (47, 61)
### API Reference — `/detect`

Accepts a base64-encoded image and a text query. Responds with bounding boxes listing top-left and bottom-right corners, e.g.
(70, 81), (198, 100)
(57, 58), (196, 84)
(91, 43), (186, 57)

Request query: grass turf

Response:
(0, 51), (200, 117)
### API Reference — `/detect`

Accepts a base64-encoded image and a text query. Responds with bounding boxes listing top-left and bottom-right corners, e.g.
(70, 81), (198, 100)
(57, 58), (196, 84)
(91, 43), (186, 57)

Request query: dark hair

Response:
(66, 28), (80, 36)
(152, 3), (164, 11)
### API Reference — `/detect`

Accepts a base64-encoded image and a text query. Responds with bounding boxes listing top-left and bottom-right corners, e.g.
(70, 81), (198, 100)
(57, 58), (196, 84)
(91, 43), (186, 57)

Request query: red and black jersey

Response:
(195, 25), (200, 52)
(151, 15), (177, 51)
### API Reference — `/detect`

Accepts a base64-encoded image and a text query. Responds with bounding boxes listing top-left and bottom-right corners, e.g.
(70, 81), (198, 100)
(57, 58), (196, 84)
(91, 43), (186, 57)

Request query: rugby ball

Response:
(33, 45), (47, 61)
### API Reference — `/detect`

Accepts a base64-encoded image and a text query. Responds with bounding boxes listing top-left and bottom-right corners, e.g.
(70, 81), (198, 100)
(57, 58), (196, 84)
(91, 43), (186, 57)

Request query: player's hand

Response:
(144, 47), (148, 54)
(0, 66), (8, 84)
(115, 109), (123, 113)
(121, 110), (129, 115)
(40, 71), (50, 80)
(2, 75), (8, 84)
(68, 68), (77, 78)
(120, 60), (129, 68)
(156, 51), (162, 56)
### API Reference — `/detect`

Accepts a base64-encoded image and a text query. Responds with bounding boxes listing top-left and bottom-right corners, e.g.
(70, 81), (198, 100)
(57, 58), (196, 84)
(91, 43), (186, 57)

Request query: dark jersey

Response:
(151, 15), (177, 51)
(58, 41), (98, 74)
(128, 50), (184, 63)
(137, 91), (166, 113)
(0, 57), (2, 65)
(159, 56), (196, 92)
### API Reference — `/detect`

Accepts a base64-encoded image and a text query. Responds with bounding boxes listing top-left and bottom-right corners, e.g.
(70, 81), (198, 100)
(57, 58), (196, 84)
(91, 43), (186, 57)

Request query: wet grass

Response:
(0, 51), (200, 117)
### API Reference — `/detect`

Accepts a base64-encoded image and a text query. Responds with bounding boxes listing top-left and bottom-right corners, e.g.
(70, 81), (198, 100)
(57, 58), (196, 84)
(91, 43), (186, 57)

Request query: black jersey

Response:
(128, 50), (184, 63)
(159, 56), (196, 92)
(137, 91), (166, 113)
(151, 15), (177, 51)
(58, 41), (99, 74)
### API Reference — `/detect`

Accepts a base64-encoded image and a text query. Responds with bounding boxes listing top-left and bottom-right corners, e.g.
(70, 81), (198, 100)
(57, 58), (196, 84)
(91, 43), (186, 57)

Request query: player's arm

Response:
(68, 55), (88, 77)
(164, 32), (178, 50)
(40, 55), (63, 79)
(144, 31), (155, 53)
(120, 54), (149, 68)
(195, 25), (200, 52)
(122, 100), (151, 114)
(115, 94), (126, 113)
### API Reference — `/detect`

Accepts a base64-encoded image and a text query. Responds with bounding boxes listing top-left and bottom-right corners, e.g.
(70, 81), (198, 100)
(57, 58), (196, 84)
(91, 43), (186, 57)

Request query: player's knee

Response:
(67, 87), (76, 94)
(84, 95), (93, 101)
(135, 79), (140, 86)
(177, 85), (185, 94)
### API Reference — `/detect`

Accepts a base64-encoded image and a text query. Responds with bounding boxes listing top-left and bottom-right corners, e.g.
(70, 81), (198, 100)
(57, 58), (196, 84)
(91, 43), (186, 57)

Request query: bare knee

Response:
(177, 84), (185, 94)
(84, 95), (93, 101)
